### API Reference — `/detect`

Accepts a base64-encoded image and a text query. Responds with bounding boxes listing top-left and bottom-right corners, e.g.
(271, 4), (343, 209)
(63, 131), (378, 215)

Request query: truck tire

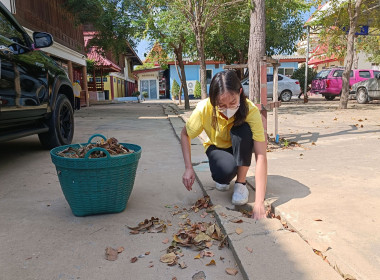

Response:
(325, 95), (336, 101)
(356, 88), (368, 104)
(38, 94), (74, 149)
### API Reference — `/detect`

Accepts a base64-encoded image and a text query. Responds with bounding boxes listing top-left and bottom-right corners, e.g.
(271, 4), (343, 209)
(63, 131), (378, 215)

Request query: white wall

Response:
(0, 0), (14, 13)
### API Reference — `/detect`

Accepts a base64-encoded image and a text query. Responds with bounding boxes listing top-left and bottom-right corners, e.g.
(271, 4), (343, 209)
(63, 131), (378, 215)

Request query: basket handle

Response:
(84, 147), (111, 159)
(87, 134), (107, 144)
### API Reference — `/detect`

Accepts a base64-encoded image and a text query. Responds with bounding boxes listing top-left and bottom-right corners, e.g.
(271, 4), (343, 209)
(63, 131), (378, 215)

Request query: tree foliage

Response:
(171, 79), (180, 98)
(64, 0), (144, 55)
(205, 0), (310, 64)
(194, 81), (201, 99)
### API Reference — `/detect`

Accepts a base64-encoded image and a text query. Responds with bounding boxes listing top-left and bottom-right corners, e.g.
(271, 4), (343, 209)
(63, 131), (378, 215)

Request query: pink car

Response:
(311, 68), (380, 100)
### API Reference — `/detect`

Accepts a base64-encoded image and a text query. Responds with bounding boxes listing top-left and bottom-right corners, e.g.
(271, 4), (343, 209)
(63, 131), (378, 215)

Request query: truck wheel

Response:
(356, 88), (368, 104)
(279, 90), (292, 102)
(325, 95), (336, 101)
(38, 94), (74, 149)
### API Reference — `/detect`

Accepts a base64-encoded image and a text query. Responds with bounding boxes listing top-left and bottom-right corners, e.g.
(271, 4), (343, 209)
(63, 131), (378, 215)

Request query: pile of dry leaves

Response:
(57, 137), (133, 158)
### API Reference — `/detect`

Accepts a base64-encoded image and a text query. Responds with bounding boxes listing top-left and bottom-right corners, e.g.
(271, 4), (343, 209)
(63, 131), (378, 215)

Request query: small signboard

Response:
(342, 25), (369, 36)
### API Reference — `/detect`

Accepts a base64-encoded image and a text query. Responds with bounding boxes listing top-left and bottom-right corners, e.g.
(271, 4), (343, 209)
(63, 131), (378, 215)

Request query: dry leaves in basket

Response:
(57, 137), (134, 158)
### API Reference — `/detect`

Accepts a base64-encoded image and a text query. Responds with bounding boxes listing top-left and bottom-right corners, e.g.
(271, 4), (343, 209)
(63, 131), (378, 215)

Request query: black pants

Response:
(75, 97), (81, 110)
(206, 122), (253, 184)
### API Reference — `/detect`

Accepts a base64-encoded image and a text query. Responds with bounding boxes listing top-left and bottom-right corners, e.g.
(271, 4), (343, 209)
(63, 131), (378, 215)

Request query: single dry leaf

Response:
(205, 241), (213, 248)
(204, 251), (214, 257)
(130, 257), (138, 263)
(206, 259), (216, 266)
(145, 251), (150, 255)
(105, 247), (119, 261)
(149, 264), (154, 268)
(130, 230), (139, 234)
(194, 253), (202, 259)
(312, 142), (316, 145)
(179, 214), (189, 219)
(178, 260), (187, 269)
(194, 232), (212, 243)
(162, 238), (169, 244)
(314, 219), (323, 222)
(160, 252), (177, 264)
(230, 218), (243, 223)
(235, 228), (243, 235)
(246, 247), (253, 253)
(220, 256), (225, 261)
(117, 247), (124, 253)
(226, 268), (238, 275)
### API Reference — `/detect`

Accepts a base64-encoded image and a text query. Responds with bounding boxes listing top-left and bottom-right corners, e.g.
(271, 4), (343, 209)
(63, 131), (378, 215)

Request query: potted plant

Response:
(142, 91), (149, 101)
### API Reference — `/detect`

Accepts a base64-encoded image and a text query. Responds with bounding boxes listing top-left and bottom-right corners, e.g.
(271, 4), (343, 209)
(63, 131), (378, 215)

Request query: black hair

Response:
(208, 70), (248, 129)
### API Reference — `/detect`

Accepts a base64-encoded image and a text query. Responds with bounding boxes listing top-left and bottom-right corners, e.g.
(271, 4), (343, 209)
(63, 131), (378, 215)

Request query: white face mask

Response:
(219, 105), (240, 119)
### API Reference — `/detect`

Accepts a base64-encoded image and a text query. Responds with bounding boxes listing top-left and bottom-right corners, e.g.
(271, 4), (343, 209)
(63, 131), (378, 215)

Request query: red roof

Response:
(84, 32), (121, 72)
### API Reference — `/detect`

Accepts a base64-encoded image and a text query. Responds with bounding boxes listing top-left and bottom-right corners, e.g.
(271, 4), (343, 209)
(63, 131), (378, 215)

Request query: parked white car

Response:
(241, 74), (301, 102)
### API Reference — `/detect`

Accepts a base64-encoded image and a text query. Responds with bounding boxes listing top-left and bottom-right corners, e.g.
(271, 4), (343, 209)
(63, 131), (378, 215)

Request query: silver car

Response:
(352, 73), (380, 104)
(241, 74), (301, 102)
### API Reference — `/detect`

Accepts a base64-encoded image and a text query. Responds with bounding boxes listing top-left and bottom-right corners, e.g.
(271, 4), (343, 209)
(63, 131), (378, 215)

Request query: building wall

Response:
(169, 64), (226, 98)
(267, 62), (299, 76)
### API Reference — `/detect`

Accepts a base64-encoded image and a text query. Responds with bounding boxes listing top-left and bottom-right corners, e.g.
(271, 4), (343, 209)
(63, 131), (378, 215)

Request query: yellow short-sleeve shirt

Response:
(186, 98), (265, 151)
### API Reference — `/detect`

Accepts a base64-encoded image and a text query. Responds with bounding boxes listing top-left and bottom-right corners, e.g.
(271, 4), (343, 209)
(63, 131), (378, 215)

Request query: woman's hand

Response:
(252, 201), (266, 220)
(182, 167), (196, 191)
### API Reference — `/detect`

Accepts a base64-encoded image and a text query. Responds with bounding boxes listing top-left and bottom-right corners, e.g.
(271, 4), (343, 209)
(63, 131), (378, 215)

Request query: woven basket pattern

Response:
(50, 138), (141, 217)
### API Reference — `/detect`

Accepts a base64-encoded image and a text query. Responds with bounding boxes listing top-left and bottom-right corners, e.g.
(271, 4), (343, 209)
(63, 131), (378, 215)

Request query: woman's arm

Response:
(181, 126), (196, 191)
(253, 140), (268, 219)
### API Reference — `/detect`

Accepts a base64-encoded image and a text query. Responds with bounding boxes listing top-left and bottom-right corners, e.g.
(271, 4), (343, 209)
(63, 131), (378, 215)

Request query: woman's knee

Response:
(212, 165), (237, 184)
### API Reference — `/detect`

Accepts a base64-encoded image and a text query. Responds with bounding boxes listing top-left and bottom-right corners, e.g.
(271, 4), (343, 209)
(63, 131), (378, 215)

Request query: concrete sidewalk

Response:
(167, 97), (380, 280)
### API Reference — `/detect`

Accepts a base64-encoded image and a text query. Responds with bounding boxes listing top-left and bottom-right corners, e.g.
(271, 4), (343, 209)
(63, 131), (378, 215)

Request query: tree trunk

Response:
(340, 0), (363, 109)
(196, 31), (208, 99)
(174, 46), (190, 109)
(248, 0), (266, 104)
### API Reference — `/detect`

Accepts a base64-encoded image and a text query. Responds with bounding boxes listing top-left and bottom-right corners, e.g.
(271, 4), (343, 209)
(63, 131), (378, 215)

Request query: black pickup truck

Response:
(0, 2), (74, 148)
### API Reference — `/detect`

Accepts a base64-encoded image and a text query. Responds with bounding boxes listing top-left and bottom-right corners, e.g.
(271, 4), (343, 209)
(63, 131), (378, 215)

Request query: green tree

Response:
(291, 64), (317, 93)
(64, 0), (144, 55)
(134, 0), (196, 109)
(171, 79), (180, 99)
(194, 81), (201, 99)
(308, 0), (380, 109)
(205, 0), (310, 66)
(171, 0), (245, 99)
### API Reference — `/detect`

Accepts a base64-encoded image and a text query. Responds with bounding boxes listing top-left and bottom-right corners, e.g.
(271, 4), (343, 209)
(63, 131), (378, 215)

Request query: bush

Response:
(171, 80), (180, 98)
(132, 91), (140, 97)
(291, 64), (317, 92)
(142, 91), (149, 99)
(194, 81), (201, 99)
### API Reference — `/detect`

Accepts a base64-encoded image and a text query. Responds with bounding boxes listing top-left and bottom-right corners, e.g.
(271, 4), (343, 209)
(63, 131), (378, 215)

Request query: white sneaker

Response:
(215, 182), (230, 191)
(232, 183), (249, 205)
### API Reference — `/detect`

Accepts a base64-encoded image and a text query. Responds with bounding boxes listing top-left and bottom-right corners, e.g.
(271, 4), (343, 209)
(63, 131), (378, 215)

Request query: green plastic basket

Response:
(50, 134), (142, 217)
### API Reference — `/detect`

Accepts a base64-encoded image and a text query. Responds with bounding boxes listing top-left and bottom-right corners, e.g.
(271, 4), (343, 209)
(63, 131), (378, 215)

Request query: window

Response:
(315, 70), (331, 79)
(96, 77), (101, 83)
(333, 70), (343, 77)
(359, 71), (371, 78)
(206, 69), (212, 84)
(0, 11), (27, 47)
(89, 77), (93, 82)
(284, 68), (294, 77)
(103, 77), (107, 82)
(267, 74), (283, 82)
(278, 68), (285, 75)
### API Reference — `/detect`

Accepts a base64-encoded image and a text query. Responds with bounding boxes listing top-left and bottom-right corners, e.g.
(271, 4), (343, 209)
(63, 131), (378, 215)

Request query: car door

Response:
(0, 9), (47, 121)
(267, 74), (273, 98)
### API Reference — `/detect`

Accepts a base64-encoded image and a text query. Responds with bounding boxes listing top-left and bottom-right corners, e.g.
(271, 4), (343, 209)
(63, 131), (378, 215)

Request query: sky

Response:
(135, 8), (318, 61)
